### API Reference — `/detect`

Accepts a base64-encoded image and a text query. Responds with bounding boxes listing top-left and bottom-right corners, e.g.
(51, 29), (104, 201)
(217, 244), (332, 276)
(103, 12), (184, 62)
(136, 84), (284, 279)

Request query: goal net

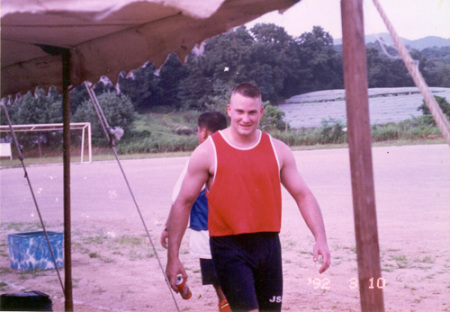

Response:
(0, 122), (92, 163)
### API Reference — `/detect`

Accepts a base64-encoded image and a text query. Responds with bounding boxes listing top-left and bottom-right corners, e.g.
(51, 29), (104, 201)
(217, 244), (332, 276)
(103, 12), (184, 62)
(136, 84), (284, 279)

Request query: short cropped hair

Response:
(198, 111), (227, 133)
(232, 82), (261, 99)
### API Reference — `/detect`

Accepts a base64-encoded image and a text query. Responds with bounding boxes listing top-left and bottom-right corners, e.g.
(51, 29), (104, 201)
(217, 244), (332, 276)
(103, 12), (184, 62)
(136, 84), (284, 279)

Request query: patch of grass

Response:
(414, 256), (435, 264)
(1, 222), (42, 232)
(72, 241), (90, 254)
(89, 252), (100, 258)
(129, 249), (145, 260)
(392, 255), (408, 269)
(114, 235), (143, 247)
(0, 281), (8, 291)
(371, 117), (443, 142)
(93, 286), (107, 294)
(102, 257), (115, 263)
(0, 267), (13, 276)
(83, 234), (108, 245)
(382, 265), (395, 273)
(18, 270), (46, 280)
(72, 230), (156, 261)
(283, 240), (296, 251)
(181, 248), (189, 255)
(116, 112), (198, 154)
(0, 247), (8, 258)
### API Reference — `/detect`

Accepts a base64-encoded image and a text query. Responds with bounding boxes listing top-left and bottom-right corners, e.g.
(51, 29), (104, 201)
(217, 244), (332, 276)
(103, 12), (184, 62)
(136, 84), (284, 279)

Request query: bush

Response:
(116, 135), (197, 154)
(371, 123), (399, 141)
(270, 123), (346, 146)
(72, 91), (136, 145)
(260, 103), (288, 131)
(371, 117), (442, 142)
(113, 111), (199, 154)
(417, 96), (450, 123)
(318, 118), (347, 144)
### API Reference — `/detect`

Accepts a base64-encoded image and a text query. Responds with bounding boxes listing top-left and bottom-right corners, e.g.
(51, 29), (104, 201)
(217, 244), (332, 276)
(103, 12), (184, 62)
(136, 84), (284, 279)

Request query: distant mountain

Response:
(334, 33), (450, 50)
(409, 36), (450, 49)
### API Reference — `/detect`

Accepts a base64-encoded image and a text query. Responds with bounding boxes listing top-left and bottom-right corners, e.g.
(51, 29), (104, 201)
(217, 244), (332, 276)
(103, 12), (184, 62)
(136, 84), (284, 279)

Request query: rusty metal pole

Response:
(341, 0), (385, 311)
(62, 48), (74, 312)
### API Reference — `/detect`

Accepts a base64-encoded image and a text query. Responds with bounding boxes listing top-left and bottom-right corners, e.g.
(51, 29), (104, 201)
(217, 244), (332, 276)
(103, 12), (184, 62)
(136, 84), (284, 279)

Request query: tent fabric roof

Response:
(1, 0), (298, 97)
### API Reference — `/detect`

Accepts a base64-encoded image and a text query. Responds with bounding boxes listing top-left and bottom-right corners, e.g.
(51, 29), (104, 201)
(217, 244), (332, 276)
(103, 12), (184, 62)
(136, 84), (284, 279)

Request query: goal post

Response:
(0, 122), (92, 163)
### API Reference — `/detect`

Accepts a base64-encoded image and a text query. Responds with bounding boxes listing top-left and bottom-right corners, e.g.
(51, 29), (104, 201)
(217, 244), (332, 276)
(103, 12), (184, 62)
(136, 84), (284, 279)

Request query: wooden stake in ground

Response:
(341, 0), (385, 311)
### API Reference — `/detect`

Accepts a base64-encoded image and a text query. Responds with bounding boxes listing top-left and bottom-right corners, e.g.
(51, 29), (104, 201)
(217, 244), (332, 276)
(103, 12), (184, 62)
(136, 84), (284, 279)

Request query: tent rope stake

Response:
(372, 0), (450, 146)
(0, 100), (66, 295)
(84, 83), (181, 312)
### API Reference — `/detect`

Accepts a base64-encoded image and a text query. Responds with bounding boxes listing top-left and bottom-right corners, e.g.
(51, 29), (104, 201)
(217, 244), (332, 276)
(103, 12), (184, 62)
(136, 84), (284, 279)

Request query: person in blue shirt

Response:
(161, 111), (230, 312)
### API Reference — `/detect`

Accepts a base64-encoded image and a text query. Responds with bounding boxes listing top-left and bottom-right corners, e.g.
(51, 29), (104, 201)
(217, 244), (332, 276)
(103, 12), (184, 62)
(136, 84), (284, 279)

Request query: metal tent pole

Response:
(62, 48), (74, 312)
(341, 0), (385, 311)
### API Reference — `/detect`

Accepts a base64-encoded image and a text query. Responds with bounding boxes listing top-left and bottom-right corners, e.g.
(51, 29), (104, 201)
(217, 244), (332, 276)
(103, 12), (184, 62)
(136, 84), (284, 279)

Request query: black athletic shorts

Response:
(199, 258), (219, 285)
(210, 232), (283, 312)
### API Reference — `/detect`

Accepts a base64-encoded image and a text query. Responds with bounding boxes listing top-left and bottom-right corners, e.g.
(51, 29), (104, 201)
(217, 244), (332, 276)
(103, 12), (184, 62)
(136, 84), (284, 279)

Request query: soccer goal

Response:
(0, 122), (92, 163)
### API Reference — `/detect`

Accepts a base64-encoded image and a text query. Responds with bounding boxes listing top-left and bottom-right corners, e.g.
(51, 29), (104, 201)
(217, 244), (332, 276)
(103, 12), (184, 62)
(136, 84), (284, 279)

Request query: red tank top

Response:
(207, 131), (282, 236)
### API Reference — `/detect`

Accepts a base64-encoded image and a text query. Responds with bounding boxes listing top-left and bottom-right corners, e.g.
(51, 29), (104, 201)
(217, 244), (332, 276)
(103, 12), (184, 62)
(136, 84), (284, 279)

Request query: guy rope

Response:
(372, 0), (450, 146)
(84, 82), (181, 312)
(0, 100), (66, 294)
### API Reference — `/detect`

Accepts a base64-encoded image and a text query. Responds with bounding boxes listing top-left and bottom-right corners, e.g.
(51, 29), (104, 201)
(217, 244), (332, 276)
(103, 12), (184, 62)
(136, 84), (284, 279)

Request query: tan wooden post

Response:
(341, 0), (385, 311)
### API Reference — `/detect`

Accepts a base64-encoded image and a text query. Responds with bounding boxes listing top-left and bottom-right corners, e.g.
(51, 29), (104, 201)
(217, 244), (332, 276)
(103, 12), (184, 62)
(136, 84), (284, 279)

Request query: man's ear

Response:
(199, 128), (209, 141)
(227, 104), (232, 117)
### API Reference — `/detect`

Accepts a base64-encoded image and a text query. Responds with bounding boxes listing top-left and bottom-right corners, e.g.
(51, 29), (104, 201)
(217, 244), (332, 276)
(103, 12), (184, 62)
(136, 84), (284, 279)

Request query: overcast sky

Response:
(245, 0), (450, 40)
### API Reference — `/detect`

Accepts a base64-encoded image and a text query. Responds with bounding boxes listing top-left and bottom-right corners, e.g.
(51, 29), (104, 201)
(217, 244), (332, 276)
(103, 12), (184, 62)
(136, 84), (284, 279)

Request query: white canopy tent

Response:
(1, 0), (296, 97)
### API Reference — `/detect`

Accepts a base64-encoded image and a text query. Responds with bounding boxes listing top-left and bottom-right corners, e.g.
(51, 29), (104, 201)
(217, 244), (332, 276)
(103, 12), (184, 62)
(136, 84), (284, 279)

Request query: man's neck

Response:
(223, 128), (261, 149)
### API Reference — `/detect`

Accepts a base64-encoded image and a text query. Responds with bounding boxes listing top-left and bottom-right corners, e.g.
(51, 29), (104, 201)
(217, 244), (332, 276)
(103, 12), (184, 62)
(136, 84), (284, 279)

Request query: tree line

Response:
(2, 24), (449, 136)
(115, 24), (449, 112)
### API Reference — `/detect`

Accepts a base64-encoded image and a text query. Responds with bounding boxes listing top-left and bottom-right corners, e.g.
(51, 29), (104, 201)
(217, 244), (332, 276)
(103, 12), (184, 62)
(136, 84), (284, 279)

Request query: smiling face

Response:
(227, 92), (264, 138)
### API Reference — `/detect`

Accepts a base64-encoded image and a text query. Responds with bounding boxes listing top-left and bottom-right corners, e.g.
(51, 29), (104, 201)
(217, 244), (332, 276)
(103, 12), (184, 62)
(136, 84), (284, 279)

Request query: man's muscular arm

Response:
(274, 139), (331, 273)
(165, 141), (213, 290)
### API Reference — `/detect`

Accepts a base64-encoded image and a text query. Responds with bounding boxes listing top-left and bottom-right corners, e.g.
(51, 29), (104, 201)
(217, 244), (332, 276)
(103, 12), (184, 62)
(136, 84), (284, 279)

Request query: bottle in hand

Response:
(176, 275), (192, 300)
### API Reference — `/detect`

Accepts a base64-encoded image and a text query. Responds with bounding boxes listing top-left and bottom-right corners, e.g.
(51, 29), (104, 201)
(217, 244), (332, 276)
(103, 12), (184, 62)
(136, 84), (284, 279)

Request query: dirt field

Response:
(1, 144), (449, 311)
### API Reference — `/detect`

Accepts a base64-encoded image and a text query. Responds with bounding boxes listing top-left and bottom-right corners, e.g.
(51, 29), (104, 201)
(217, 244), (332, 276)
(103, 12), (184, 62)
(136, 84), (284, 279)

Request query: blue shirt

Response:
(189, 188), (208, 231)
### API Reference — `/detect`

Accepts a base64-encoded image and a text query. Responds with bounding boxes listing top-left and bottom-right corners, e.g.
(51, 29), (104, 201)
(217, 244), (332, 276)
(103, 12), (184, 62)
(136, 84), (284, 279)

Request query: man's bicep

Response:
(281, 165), (309, 199)
(175, 148), (211, 204)
(279, 146), (311, 199)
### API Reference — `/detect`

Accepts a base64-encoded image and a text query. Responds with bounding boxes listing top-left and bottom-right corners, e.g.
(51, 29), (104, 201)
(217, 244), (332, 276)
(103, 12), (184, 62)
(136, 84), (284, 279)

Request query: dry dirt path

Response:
(1, 144), (449, 311)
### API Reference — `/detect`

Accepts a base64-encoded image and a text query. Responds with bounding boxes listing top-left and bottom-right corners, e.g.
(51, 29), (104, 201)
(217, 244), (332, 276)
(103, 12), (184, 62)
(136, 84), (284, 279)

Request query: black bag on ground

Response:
(0, 291), (52, 311)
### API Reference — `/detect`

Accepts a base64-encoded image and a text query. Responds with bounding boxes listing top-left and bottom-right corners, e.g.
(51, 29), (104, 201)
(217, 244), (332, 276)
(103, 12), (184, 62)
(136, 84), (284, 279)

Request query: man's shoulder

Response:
(189, 137), (214, 165)
(196, 136), (214, 153)
(269, 135), (289, 152)
(268, 135), (294, 167)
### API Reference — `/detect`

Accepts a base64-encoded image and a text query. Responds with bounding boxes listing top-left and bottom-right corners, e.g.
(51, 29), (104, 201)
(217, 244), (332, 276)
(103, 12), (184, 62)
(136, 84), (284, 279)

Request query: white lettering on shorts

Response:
(269, 296), (282, 303)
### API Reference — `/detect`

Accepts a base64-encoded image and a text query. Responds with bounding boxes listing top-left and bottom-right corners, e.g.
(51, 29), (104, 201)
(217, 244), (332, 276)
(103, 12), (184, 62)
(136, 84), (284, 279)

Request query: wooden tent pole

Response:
(62, 48), (74, 312)
(340, 0), (385, 311)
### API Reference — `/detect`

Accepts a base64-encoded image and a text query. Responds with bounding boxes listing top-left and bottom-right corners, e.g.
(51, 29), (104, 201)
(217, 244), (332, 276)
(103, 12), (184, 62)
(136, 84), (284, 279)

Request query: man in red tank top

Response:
(166, 83), (331, 312)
